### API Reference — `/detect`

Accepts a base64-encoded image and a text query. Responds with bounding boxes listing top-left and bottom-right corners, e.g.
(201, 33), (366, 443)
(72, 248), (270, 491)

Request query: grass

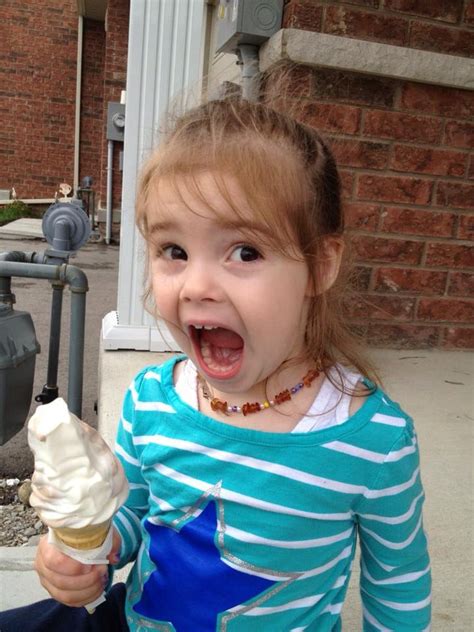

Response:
(0, 201), (42, 227)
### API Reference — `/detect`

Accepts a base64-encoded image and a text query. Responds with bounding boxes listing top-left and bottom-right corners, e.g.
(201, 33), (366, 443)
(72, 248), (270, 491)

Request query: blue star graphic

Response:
(133, 497), (278, 631)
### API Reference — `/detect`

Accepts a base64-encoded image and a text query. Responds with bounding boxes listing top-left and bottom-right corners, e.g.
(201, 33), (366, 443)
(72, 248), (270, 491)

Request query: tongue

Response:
(201, 328), (243, 350)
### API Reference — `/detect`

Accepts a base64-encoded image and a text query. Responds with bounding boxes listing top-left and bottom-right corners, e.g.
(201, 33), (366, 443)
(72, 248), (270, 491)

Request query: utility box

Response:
(0, 305), (41, 445)
(216, 0), (284, 54)
(107, 102), (126, 142)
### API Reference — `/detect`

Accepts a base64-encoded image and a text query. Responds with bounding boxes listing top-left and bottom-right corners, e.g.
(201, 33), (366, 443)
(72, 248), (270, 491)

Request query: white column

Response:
(102, 0), (208, 350)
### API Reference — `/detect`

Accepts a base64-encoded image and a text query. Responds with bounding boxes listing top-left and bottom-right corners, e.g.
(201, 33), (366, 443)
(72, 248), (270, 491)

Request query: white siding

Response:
(104, 0), (243, 351)
(105, 0), (208, 350)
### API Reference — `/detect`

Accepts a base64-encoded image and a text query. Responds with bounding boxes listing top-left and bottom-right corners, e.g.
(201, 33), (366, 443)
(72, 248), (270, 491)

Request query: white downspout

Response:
(74, 15), (84, 194)
(105, 139), (113, 245)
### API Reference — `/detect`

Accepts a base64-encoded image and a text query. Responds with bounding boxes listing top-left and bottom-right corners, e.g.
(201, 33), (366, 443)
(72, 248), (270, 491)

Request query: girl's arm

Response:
(356, 423), (432, 631)
(112, 378), (150, 567)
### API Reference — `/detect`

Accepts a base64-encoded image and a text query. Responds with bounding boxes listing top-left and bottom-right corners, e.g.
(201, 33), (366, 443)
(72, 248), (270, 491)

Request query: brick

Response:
(357, 174), (432, 204)
(352, 235), (424, 264)
(339, 169), (355, 199)
(298, 102), (361, 134)
(417, 298), (474, 322)
(344, 201), (380, 230)
(363, 111), (442, 144)
(457, 214), (474, 240)
(330, 138), (390, 170)
(348, 294), (415, 320)
(384, 0), (463, 23)
(366, 323), (440, 348)
(409, 22), (474, 57)
(443, 327), (474, 349)
(381, 207), (455, 238)
(391, 145), (467, 178)
(469, 157), (474, 180)
(401, 83), (474, 120)
(374, 268), (447, 295)
(444, 121), (474, 149)
(283, 1), (323, 31)
(436, 182), (474, 210)
(448, 272), (474, 297)
(464, 1), (474, 25)
(323, 6), (408, 46)
(426, 243), (474, 269)
(312, 68), (396, 108)
(343, 0), (381, 6)
(350, 265), (373, 291)
(264, 64), (313, 102)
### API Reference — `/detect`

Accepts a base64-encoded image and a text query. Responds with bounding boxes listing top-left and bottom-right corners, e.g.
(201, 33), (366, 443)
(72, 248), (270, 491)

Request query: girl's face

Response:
(146, 171), (313, 401)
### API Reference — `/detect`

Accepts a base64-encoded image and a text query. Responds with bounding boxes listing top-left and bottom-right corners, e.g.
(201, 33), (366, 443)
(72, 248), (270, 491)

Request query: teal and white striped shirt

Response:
(113, 357), (431, 631)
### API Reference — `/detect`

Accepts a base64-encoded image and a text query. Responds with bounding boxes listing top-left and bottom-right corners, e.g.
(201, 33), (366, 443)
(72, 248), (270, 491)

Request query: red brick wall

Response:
(1, 0), (78, 197)
(271, 4), (474, 349)
(97, 0), (129, 211)
(0, 0), (128, 211)
(284, 0), (474, 58)
(79, 18), (106, 195)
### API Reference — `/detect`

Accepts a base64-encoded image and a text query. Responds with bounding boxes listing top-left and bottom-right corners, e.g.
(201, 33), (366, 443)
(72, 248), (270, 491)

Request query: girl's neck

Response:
(177, 359), (327, 432)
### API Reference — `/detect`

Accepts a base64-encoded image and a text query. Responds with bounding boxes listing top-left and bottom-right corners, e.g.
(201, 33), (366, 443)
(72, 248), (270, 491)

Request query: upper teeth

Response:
(193, 325), (218, 330)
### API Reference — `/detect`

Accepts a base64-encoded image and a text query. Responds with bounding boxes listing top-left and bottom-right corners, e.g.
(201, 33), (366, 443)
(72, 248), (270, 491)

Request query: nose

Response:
(180, 259), (223, 303)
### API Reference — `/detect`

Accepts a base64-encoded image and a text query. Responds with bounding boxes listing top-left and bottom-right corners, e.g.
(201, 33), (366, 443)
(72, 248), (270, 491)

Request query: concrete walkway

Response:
(1, 348), (472, 630)
(0, 218), (44, 239)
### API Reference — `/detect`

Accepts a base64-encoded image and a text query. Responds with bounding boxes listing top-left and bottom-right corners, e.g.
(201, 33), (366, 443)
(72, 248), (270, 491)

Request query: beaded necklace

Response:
(198, 368), (320, 416)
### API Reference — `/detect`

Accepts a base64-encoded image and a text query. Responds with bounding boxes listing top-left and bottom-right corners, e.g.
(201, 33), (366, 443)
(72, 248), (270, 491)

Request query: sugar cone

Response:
(53, 520), (111, 550)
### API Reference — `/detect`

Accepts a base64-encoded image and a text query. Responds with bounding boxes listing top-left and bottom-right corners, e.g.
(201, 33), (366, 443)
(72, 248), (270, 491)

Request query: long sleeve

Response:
(356, 422), (431, 631)
(112, 374), (150, 567)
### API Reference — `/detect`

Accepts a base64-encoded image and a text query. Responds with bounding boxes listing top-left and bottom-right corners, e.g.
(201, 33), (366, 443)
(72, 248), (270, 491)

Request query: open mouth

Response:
(190, 325), (244, 380)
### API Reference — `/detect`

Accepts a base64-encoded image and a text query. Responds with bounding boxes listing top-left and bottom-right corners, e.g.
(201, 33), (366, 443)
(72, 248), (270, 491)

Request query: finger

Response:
(37, 564), (109, 606)
(39, 576), (107, 608)
(36, 535), (93, 577)
(38, 564), (108, 593)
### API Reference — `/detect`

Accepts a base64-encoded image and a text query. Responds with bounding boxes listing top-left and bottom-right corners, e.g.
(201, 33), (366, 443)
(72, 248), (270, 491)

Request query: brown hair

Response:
(136, 97), (377, 386)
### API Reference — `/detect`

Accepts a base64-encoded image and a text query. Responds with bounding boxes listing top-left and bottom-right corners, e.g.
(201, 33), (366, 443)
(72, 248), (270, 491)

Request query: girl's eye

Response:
(230, 245), (262, 263)
(162, 245), (187, 260)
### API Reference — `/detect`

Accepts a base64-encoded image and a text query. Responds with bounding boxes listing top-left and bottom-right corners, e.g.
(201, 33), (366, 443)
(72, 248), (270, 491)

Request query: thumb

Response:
(107, 526), (122, 565)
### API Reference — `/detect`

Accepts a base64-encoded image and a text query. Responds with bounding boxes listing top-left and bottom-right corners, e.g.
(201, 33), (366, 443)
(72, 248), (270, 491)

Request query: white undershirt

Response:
(175, 360), (362, 433)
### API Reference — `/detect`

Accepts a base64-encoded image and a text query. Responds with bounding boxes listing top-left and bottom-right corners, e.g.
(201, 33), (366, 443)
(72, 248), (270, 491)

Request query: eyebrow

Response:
(147, 217), (270, 236)
(148, 220), (175, 235)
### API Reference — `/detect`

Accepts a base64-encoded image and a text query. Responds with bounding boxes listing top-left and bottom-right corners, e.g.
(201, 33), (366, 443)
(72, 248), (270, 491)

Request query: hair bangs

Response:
(137, 130), (313, 259)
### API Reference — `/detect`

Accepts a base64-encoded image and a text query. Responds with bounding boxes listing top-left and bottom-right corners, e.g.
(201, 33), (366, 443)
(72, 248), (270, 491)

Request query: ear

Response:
(306, 236), (344, 296)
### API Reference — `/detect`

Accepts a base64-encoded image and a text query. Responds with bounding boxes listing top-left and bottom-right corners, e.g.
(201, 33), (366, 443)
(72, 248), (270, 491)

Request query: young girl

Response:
(1, 98), (431, 631)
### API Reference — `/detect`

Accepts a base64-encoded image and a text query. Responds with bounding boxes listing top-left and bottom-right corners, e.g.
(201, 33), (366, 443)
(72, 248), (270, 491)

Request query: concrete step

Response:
(0, 219), (44, 240)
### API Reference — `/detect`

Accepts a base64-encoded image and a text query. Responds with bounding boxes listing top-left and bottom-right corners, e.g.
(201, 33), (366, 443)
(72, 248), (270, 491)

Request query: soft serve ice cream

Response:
(28, 397), (128, 545)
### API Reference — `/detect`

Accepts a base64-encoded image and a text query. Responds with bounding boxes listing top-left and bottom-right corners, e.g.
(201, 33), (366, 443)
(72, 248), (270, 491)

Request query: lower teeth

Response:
(200, 340), (240, 373)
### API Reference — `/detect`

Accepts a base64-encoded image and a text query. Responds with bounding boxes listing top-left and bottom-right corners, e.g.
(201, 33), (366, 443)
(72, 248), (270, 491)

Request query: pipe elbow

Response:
(61, 264), (89, 292)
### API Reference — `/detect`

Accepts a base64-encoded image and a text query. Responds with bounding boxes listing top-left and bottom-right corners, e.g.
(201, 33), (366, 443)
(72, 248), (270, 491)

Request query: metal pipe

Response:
(0, 260), (89, 417)
(237, 44), (260, 102)
(106, 139), (113, 245)
(68, 287), (86, 417)
(74, 15), (84, 194)
(0, 251), (43, 303)
(52, 218), (73, 251)
(45, 284), (64, 390)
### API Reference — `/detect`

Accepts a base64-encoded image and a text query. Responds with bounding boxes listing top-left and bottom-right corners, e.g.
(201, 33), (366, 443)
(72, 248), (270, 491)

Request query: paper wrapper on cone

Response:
(53, 520), (111, 550)
(47, 522), (115, 614)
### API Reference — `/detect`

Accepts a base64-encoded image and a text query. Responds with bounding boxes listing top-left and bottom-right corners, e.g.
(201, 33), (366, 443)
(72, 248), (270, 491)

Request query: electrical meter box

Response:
(216, 0), (283, 54)
(0, 305), (41, 445)
(107, 102), (126, 142)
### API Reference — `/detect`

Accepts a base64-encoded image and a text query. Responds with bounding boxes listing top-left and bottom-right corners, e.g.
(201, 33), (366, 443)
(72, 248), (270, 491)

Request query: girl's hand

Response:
(34, 534), (109, 607)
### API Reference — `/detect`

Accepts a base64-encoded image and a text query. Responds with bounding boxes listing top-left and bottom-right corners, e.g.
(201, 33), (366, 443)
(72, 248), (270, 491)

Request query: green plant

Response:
(0, 201), (35, 226)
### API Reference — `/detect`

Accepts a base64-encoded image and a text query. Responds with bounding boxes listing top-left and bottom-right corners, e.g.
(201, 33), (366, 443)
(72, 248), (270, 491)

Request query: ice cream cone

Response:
(53, 520), (111, 550)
